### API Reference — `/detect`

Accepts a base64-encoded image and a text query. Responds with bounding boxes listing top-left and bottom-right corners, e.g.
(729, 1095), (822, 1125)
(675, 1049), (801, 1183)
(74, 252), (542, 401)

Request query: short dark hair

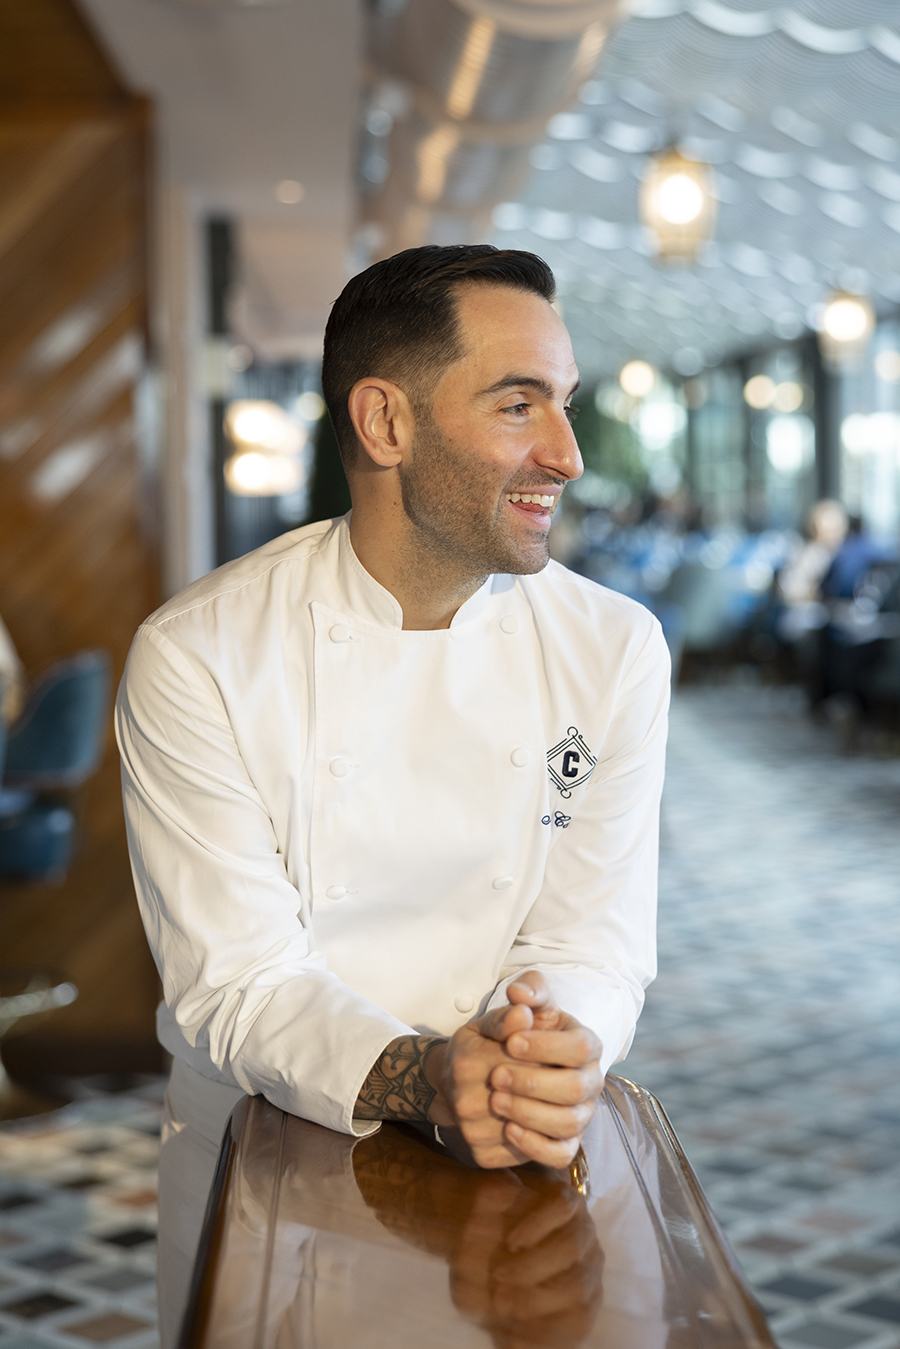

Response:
(321, 244), (555, 465)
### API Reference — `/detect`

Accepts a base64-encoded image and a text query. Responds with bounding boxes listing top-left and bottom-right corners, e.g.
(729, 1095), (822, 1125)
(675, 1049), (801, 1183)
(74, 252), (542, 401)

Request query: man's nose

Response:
(536, 410), (584, 482)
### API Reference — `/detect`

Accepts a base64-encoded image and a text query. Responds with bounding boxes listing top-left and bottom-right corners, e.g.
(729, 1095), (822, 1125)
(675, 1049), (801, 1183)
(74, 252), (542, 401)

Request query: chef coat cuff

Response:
(343, 1021), (421, 1139)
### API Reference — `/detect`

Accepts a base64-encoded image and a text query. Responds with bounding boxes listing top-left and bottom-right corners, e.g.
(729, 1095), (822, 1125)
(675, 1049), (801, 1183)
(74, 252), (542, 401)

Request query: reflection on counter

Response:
(171, 1076), (774, 1348)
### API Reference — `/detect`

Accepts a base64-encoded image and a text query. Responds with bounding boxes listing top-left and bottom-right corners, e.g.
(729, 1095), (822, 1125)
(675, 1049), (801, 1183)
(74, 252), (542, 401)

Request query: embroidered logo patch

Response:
(547, 727), (596, 799)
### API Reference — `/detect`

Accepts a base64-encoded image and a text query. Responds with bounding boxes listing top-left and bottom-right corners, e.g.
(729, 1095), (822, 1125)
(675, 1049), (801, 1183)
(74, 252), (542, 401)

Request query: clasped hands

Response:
(427, 971), (603, 1169)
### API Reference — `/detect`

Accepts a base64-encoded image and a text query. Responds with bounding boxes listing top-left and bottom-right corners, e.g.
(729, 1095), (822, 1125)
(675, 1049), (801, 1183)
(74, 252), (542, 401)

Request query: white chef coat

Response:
(115, 512), (669, 1139)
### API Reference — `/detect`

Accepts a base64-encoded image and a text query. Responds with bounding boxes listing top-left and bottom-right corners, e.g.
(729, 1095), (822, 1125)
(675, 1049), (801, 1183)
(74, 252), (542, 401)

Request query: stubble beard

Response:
(398, 411), (551, 582)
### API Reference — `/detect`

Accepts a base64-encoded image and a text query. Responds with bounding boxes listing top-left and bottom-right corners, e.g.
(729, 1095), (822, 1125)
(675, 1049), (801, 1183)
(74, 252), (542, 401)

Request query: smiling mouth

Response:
(506, 492), (558, 511)
(506, 498), (553, 527)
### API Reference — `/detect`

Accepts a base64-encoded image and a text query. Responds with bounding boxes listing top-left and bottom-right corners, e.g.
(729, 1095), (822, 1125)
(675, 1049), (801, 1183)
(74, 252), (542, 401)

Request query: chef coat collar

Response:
(336, 512), (514, 631)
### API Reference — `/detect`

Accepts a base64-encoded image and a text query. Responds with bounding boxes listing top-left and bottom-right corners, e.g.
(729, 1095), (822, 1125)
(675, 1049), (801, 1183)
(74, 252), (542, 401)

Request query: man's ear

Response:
(347, 378), (413, 469)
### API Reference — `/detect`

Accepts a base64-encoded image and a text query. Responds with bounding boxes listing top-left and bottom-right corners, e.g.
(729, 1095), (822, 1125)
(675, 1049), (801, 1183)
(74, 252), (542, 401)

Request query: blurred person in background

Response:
(766, 499), (848, 667)
(778, 499), (847, 609)
(808, 517), (900, 719)
(819, 513), (888, 601)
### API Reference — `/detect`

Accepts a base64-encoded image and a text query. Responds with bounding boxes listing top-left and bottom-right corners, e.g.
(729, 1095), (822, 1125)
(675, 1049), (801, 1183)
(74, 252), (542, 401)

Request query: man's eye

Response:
(565, 405), (580, 423)
(502, 403), (531, 416)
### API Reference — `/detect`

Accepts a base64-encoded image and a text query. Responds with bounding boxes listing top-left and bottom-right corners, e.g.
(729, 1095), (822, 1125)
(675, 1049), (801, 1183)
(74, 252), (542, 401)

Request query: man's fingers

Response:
(501, 1121), (581, 1168)
(475, 1002), (532, 1045)
(505, 1026), (601, 1069)
(490, 1061), (603, 1106)
(505, 1190), (577, 1253)
(493, 1215), (598, 1288)
(475, 1141), (531, 1169)
(491, 1091), (595, 1142)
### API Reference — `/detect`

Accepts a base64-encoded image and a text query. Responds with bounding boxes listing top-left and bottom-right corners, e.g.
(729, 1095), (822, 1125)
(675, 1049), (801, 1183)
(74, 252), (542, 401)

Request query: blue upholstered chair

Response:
(0, 650), (109, 881)
(0, 799), (77, 881)
(3, 650), (110, 790)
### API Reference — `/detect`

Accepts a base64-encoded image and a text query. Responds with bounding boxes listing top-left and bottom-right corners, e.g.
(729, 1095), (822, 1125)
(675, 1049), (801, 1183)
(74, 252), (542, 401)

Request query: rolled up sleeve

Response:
(115, 623), (414, 1135)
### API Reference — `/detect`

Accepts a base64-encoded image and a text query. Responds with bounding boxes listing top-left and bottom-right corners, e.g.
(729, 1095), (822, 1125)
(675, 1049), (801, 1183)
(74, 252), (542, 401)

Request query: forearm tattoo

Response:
(355, 1035), (444, 1121)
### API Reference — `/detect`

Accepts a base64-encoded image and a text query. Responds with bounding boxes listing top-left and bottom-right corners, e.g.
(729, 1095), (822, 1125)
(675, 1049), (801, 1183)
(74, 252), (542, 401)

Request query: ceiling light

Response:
(766, 416), (813, 474)
(640, 147), (717, 263)
(772, 381), (805, 413)
(744, 375), (776, 410)
(224, 451), (303, 497)
(619, 360), (656, 397)
(818, 290), (875, 367)
(293, 391), (326, 421)
(275, 179), (305, 205)
(225, 400), (304, 455)
(657, 173), (705, 225)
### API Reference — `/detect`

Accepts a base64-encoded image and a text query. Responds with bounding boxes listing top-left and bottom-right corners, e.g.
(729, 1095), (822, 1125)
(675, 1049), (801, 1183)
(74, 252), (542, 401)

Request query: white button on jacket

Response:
(115, 514), (670, 1137)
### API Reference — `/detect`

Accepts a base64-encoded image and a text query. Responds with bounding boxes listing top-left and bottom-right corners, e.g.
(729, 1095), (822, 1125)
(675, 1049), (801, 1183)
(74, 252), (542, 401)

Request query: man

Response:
(116, 245), (669, 1184)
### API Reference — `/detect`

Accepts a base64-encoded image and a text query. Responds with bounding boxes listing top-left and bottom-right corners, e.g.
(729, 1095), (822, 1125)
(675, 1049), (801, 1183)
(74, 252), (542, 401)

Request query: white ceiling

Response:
(78, 0), (900, 382)
(80, 0), (360, 221)
(489, 0), (900, 381)
(79, 0), (362, 354)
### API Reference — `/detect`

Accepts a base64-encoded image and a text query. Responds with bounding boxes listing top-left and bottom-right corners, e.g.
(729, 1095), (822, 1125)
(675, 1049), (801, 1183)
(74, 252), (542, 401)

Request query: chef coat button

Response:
(510, 747), (530, 767)
(492, 875), (514, 890)
(325, 884), (347, 901)
(454, 993), (475, 1014)
(329, 756), (352, 778)
(500, 615), (518, 635)
(329, 623), (352, 643)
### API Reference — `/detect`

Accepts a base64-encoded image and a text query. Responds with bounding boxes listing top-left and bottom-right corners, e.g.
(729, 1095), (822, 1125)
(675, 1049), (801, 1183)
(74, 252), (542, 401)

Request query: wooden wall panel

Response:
(0, 4), (162, 1077)
(0, 0), (126, 103)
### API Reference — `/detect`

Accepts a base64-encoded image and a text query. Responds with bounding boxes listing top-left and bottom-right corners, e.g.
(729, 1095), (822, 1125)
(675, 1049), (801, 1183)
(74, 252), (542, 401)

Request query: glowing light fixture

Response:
(743, 375), (776, 410)
(293, 391), (326, 421)
(766, 415), (813, 474)
(225, 450), (303, 497)
(818, 290), (874, 367)
(275, 179), (305, 205)
(619, 360), (656, 398)
(640, 147), (717, 263)
(225, 400), (304, 456)
(772, 381), (804, 414)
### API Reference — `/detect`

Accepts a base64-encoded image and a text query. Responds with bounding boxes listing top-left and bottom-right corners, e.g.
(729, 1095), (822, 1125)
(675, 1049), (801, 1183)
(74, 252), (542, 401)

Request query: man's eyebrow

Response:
(477, 374), (581, 401)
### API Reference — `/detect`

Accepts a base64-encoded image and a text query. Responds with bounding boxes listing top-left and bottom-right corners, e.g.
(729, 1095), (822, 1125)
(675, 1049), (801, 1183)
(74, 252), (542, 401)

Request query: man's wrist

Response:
(355, 1033), (450, 1123)
(422, 1037), (454, 1127)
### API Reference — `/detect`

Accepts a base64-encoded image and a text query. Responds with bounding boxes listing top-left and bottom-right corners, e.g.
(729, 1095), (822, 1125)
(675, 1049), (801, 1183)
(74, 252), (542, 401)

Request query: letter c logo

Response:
(561, 749), (580, 778)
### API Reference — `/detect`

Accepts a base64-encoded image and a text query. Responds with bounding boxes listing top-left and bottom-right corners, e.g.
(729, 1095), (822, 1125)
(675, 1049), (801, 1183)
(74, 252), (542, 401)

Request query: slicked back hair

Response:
(321, 244), (556, 467)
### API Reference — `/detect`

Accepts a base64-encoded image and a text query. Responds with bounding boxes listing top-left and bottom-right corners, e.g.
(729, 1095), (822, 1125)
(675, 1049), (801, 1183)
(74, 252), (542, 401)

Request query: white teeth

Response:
(507, 493), (555, 507)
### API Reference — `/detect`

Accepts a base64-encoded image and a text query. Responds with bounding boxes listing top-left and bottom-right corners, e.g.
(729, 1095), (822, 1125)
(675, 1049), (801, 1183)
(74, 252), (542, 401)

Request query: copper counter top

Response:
(179, 1075), (775, 1348)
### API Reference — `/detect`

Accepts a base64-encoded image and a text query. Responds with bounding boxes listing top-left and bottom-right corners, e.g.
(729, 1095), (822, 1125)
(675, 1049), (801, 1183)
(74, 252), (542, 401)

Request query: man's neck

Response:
(349, 512), (488, 631)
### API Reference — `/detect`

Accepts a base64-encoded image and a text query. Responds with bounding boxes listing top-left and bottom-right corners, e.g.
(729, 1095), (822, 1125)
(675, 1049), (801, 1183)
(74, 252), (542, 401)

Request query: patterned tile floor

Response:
(625, 678), (900, 1349)
(0, 677), (898, 1347)
(0, 1083), (163, 1348)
